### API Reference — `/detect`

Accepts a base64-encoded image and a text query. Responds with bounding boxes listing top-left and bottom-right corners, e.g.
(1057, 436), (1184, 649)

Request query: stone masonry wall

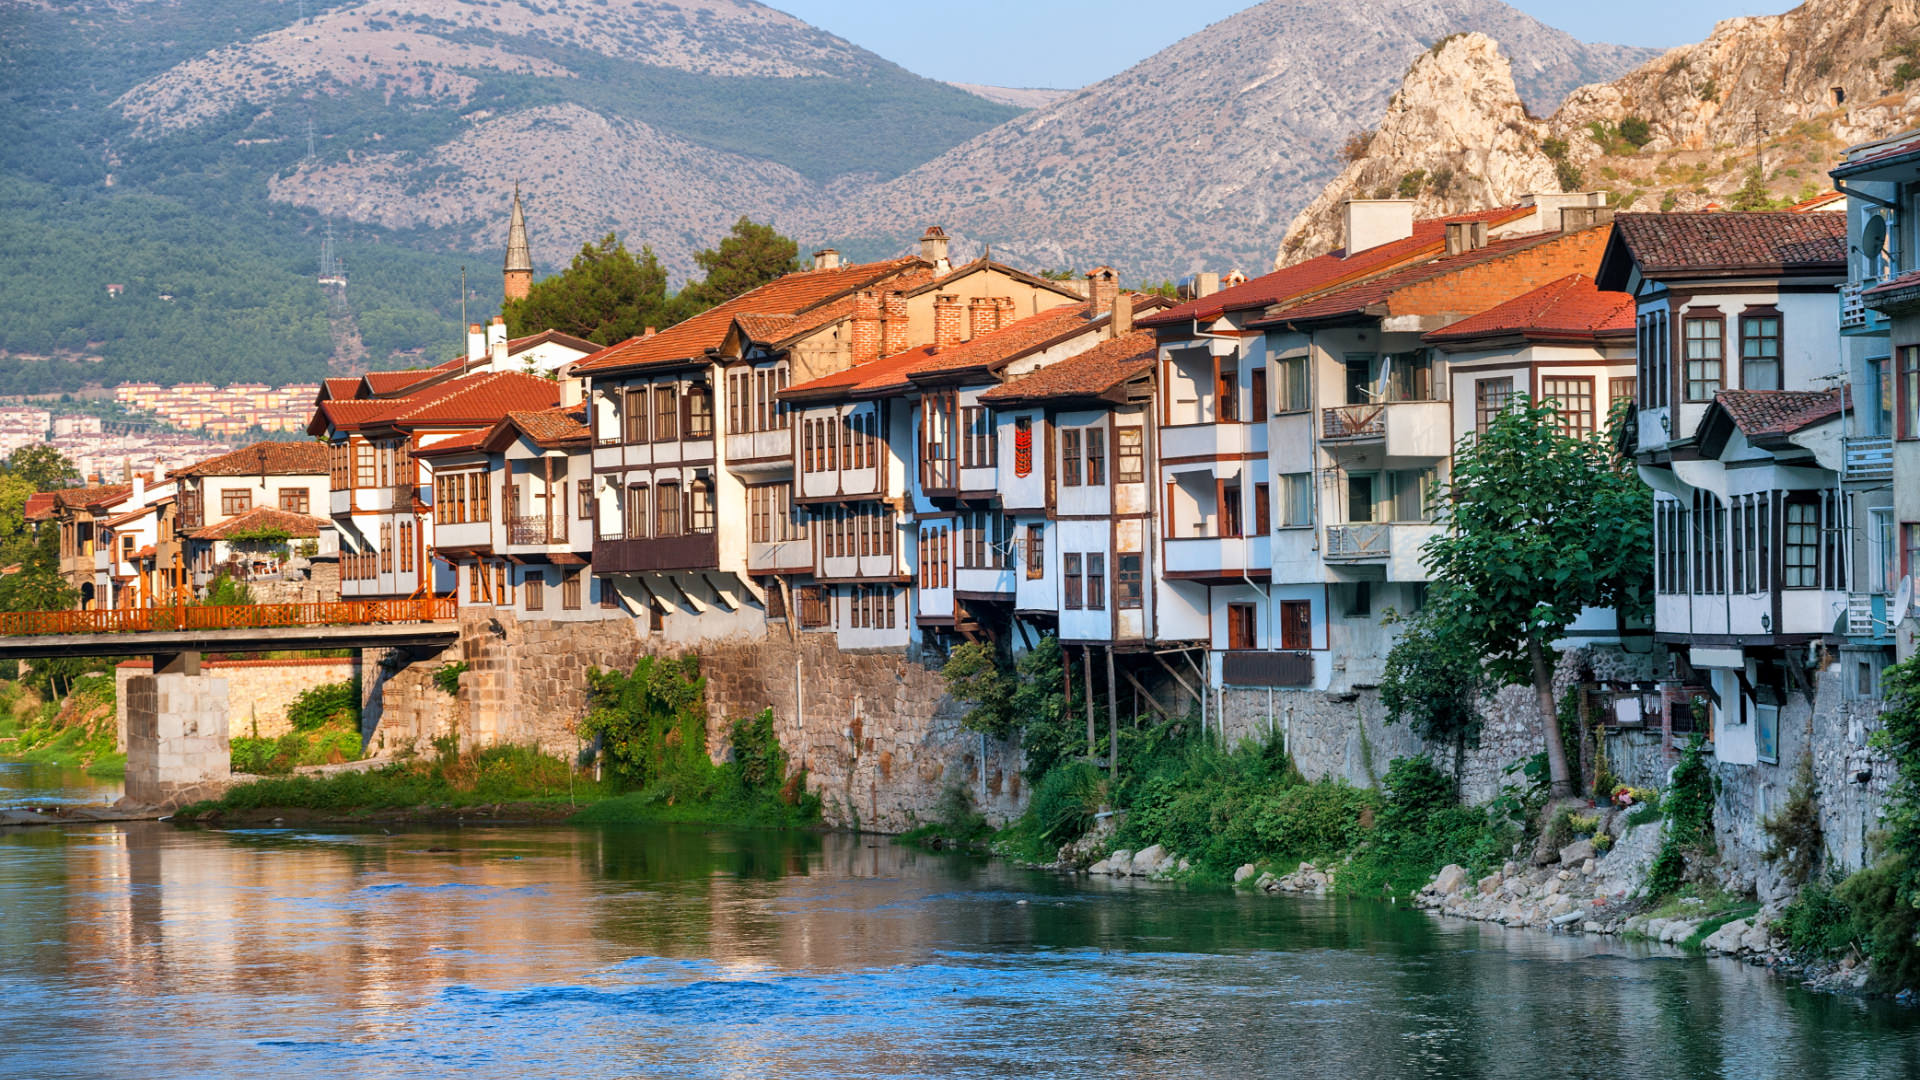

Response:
(123, 672), (231, 809)
(1218, 646), (1654, 804)
(116, 656), (360, 750)
(369, 609), (1025, 832)
(1605, 664), (1894, 901)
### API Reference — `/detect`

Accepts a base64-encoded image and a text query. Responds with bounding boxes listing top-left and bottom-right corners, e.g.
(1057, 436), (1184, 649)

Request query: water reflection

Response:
(0, 760), (123, 807)
(0, 822), (1914, 1079)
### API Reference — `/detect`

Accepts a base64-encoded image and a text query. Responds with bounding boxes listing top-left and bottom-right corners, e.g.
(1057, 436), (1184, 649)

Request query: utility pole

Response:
(459, 265), (467, 357)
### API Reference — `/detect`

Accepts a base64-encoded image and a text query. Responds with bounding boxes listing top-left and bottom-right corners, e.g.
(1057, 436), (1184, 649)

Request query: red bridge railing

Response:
(0, 597), (458, 637)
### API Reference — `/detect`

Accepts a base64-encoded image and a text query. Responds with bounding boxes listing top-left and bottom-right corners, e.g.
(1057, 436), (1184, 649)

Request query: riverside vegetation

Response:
(185, 655), (819, 829)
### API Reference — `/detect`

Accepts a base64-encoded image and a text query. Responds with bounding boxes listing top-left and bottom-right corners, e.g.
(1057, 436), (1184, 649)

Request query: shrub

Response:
(1618, 116), (1653, 148)
(1763, 756), (1823, 886)
(1644, 736), (1716, 898)
(1030, 760), (1106, 846)
(1341, 129), (1375, 163)
(432, 662), (468, 696)
(286, 680), (359, 732)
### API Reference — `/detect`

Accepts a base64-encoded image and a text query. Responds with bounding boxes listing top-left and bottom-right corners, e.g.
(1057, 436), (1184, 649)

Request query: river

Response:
(2, 787), (1918, 1078)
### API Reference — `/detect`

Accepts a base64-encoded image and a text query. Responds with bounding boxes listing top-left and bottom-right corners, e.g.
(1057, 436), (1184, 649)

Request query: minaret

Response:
(503, 185), (533, 302)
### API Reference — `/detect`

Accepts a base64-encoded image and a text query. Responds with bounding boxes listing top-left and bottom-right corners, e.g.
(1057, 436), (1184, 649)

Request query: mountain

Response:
(0, 0), (1649, 392)
(1280, 0), (1920, 261)
(812, 0), (1653, 279)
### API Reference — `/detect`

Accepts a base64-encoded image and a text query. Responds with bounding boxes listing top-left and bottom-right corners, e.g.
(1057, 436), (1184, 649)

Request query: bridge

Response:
(0, 598), (461, 809)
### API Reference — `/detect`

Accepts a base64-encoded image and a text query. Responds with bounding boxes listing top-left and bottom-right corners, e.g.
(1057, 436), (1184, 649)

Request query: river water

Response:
(3, 813), (1918, 1079)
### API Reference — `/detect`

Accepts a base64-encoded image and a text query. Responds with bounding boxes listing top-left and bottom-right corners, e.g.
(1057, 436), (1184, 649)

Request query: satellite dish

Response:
(1897, 575), (1914, 621)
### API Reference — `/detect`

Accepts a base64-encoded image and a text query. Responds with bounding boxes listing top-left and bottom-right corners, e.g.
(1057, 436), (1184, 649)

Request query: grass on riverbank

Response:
(0, 675), (125, 777)
(229, 680), (366, 776)
(183, 740), (616, 817)
(997, 726), (1527, 900)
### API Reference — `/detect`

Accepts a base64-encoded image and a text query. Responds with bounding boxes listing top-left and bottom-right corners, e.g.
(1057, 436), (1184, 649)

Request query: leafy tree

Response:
(680, 217), (799, 308)
(1381, 591), (1491, 773)
(3, 445), (79, 491)
(1731, 168), (1777, 211)
(502, 233), (685, 346)
(1417, 397), (1650, 798)
(942, 634), (1081, 781)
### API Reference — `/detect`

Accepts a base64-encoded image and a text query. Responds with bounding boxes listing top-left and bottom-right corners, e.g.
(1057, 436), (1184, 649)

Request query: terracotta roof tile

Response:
(362, 368), (450, 396)
(784, 302), (1104, 399)
(1713, 389), (1844, 440)
(52, 484), (131, 511)
(186, 505), (328, 541)
(322, 378), (362, 401)
(980, 331), (1156, 404)
(380, 372), (560, 427)
(171, 440), (329, 478)
(498, 406), (591, 449)
(1608, 212), (1846, 275)
(1139, 206), (1535, 327)
(575, 256), (928, 375)
(1251, 229), (1582, 327)
(411, 429), (490, 458)
(1424, 275), (1636, 346)
(22, 492), (56, 522)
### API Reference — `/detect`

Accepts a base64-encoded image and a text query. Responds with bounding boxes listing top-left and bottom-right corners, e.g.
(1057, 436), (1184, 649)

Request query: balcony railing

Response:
(1843, 434), (1893, 482)
(1325, 523), (1390, 560)
(1841, 281), (1869, 329)
(592, 533), (717, 573)
(1322, 404), (1386, 441)
(1222, 650), (1315, 688)
(508, 514), (567, 546)
(0, 596), (457, 637)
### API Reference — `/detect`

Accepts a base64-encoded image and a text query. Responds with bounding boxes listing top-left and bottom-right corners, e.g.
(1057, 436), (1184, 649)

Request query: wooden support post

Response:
(1151, 650), (1201, 709)
(1105, 645), (1119, 775)
(1121, 667), (1173, 721)
(1083, 644), (1096, 760)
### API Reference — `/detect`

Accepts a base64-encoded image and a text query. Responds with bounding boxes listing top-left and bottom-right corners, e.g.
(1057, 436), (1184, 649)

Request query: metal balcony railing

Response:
(508, 514), (566, 546)
(1843, 434), (1893, 482)
(1322, 404), (1386, 441)
(1840, 281), (1870, 330)
(1325, 523), (1390, 560)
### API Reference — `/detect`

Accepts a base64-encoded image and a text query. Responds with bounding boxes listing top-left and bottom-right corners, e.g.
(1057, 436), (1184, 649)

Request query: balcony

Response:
(1848, 593), (1895, 639)
(1325, 523), (1391, 560)
(1162, 534), (1269, 583)
(1319, 401), (1451, 461)
(725, 426), (793, 472)
(748, 539), (813, 575)
(592, 533), (717, 574)
(1844, 434), (1893, 482)
(508, 514), (568, 546)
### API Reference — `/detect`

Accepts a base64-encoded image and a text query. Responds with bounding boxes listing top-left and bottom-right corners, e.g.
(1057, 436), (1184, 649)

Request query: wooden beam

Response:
(1120, 665), (1171, 720)
(1151, 650), (1200, 706)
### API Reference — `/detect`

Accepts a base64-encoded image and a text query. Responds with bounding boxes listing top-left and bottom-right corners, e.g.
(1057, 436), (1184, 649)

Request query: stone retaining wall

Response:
(1219, 646), (1654, 803)
(1604, 664), (1894, 900)
(368, 610), (1024, 832)
(116, 656), (359, 749)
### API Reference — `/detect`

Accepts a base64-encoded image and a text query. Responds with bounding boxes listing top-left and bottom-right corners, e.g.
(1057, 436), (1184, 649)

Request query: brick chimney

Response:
(1086, 266), (1119, 316)
(995, 296), (1017, 332)
(1111, 293), (1133, 339)
(851, 289), (881, 363)
(968, 297), (997, 340)
(882, 291), (911, 355)
(933, 294), (963, 349)
(467, 322), (486, 363)
(921, 226), (951, 274)
(814, 248), (842, 271)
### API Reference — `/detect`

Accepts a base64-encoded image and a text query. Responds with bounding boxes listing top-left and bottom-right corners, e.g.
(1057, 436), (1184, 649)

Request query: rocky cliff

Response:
(1280, 0), (1920, 264)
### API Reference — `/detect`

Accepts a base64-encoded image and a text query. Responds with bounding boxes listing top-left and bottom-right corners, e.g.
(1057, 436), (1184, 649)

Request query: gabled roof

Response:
(485, 406), (590, 452)
(362, 368), (453, 397)
(52, 484), (131, 512)
(1424, 274), (1635, 349)
(782, 302), (1105, 401)
(321, 378), (362, 401)
(1697, 389), (1845, 457)
(1139, 206), (1534, 328)
(980, 331), (1156, 405)
(505, 329), (601, 356)
(410, 429), (491, 460)
(185, 505), (329, 541)
(171, 440), (329, 478)
(575, 256), (930, 375)
(896, 257), (1087, 302)
(309, 373), (560, 435)
(22, 492), (56, 522)
(1250, 228), (1591, 328)
(1596, 212), (1847, 289)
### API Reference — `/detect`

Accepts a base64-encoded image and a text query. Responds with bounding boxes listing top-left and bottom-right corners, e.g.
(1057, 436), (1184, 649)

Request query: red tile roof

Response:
(1252, 229), (1585, 327)
(1139, 206), (1535, 327)
(491, 406), (591, 451)
(575, 256), (929, 375)
(52, 484), (131, 511)
(783, 302), (1105, 400)
(171, 440), (329, 478)
(1424, 275), (1635, 347)
(22, 492), (56, 522)
(185, 505), (328, 541)
(980, 331), (1157, 405)
(1832, 131), (1920, 178)
(309, 373), (560, 435)
(1713, 389), (1844, 440)
(322, 378), (362, 401)
(506, 329), (601, 356)
(1604, 212), (1847, 277)
(410, 429), (490, 459)
(362, 368), (451, 396)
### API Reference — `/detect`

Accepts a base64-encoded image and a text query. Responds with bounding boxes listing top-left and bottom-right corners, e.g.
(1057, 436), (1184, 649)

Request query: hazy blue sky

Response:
(773, 1), (1795, 88)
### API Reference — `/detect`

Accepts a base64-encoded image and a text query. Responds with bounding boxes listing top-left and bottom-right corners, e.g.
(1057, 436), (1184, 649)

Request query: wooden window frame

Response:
(1115, 426), (1143, 483)
(654, 383), (679, 443)
(220, 489), (252, 516)
(1063, 552), (1083, 609)
(1540, 375), (1595, 439)
(624, 386), (650, 445)
(278, 488), (309, 514)
(1279, 600), (1312, 650)
(1061, 428), (1082, 486)
(1682, 310), (1725, 403)
(1899, 345), (1920, 441)
(1116, 552), (1141, 609)
(1026, 525), (1045, 580)
(1474, 377), (1513, 433)
(1085, 425), (1106, 487)
(1226, 602), (1256, 650)
(1738, 306), (1783, 392)
(1250, 367), (1269, 423)
(1086, 552), (1106, 611)
(524, 572), (544, 612)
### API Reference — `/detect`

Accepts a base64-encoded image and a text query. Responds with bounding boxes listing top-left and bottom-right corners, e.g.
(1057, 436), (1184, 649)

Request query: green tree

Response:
(1381, 591), (1490, 774)
(3, 445), (78, 492)
(502, 233), (684, 346)
(680, 217), (799, 308)
(1417, 397), (1651, 798)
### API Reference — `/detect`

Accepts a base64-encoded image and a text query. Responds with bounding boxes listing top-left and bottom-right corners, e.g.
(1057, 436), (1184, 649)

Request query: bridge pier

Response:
(124, 653), (232, 809)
